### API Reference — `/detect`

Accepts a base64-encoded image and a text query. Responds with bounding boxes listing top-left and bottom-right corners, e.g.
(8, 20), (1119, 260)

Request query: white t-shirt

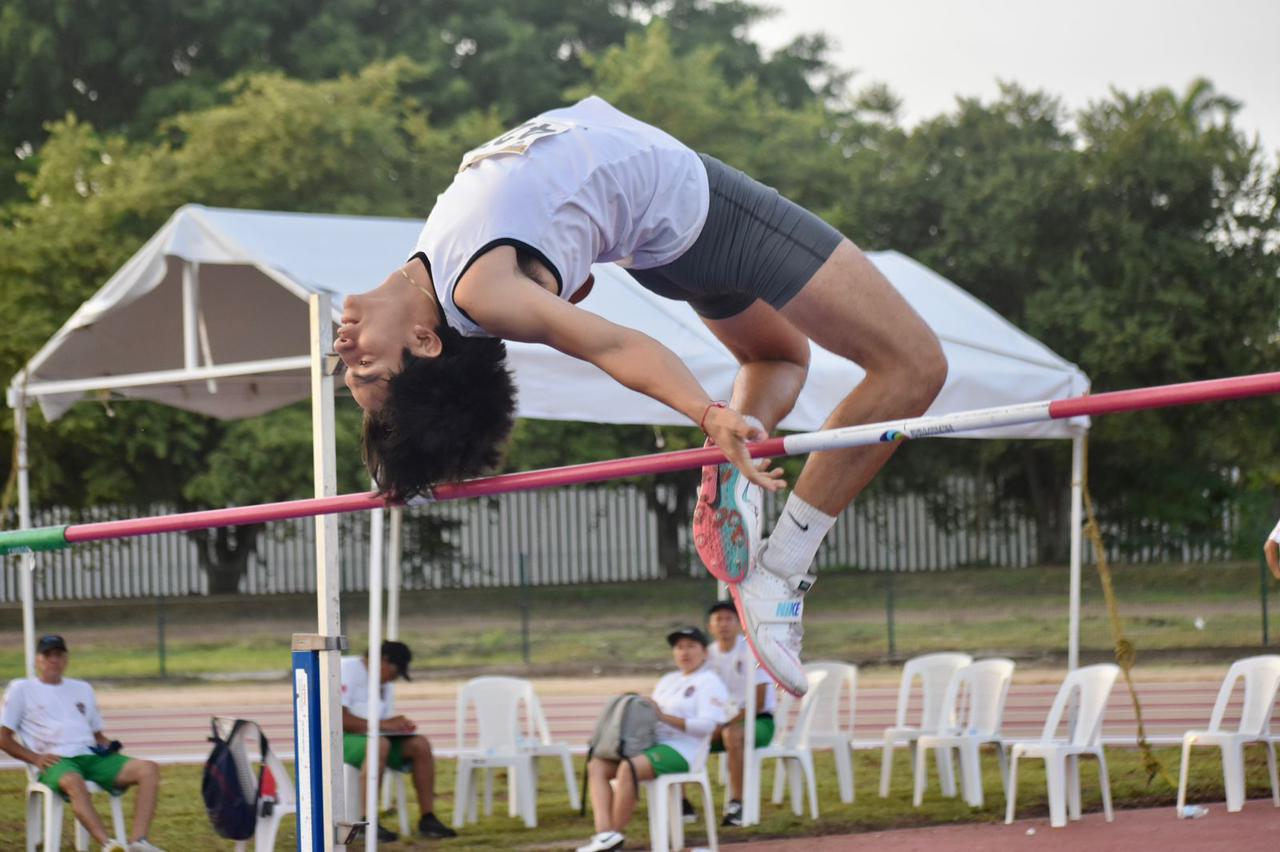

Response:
(339, 657), (391, 721)
(706, 635), (777, 715)
(1270, 518), (1280, 544)
(0, 677), (102, 757)
(651, 665), (731, 768)
(416, 94), (710, 337)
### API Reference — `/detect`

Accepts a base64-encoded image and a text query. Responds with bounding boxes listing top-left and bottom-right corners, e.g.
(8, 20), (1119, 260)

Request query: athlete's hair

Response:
(361, 322), (516, 499)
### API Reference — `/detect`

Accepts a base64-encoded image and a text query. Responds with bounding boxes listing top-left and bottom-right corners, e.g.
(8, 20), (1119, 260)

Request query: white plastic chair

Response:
(912, 658), (1015, 808)
(879, 652), (973, 799)
(516, 681), (581, 812)
(453, 676), (568, 829)
(747, 668), (829, 821)
(217, 716), (299, 849)
(21, 735), (126, 852)
(1005, 663), (1119, 828)
(344, 762), (410, 837)
(642, 766), (719, 852)
(1176, 655), (1280, 815)
(802, 661), (858, 805)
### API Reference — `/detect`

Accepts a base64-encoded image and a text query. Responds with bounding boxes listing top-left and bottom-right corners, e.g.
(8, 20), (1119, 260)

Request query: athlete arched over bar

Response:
(337, 96), (947, 697)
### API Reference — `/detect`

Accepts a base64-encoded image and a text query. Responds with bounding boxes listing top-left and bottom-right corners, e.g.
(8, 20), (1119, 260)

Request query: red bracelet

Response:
(699, 401), (726, 434)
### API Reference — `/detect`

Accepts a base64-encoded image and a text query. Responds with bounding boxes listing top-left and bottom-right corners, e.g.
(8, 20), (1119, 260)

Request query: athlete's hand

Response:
(703, 407), (785, 492)
(34, 752), (59, 770)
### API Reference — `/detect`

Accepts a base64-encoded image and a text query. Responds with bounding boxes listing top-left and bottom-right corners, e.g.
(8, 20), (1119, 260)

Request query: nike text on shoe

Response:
(730, 548), (815, 697)
(693, 439), (762, 584)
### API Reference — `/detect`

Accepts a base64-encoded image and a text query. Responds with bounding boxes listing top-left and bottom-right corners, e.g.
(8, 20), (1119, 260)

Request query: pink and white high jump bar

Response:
(4, 371), (1278, 556)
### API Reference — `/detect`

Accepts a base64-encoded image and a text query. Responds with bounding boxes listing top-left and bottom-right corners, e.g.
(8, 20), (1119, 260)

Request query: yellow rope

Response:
(1080, 434), (1177, 789)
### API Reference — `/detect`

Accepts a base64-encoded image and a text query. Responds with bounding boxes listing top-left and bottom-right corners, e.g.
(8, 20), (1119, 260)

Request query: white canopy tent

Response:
(9, 205), (1090, 846)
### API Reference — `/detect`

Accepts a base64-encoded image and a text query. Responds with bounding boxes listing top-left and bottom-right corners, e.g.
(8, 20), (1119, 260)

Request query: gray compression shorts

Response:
(629, 153), (844, 320)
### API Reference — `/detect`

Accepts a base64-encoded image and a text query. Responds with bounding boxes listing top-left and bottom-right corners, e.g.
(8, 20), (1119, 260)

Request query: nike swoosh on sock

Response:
(786, 510), (809, 531)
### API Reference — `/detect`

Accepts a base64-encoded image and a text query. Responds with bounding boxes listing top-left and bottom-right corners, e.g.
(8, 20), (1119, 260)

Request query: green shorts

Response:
(343, 733), (410, 771)
(39, 752), (131, 800)
(710, 715), (776, 753)
(642, 744), (690, 777)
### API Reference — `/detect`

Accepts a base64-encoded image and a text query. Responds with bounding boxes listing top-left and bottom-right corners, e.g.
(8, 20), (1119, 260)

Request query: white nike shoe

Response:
(730, 542), (815, 697)
(576, 830), (625, 852)
(128, 841), (167, 852)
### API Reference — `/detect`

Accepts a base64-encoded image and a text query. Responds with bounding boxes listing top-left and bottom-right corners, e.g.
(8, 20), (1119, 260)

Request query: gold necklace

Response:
(398, 266), (436, 305)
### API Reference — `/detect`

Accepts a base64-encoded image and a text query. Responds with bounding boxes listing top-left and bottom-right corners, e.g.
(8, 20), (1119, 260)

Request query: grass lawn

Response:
(2, 560), (1274, 682)
(1, 744), (1277, 849)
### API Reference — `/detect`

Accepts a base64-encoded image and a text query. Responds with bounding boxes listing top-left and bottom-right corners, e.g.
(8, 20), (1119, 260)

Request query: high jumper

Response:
(336, 95), (946, 696)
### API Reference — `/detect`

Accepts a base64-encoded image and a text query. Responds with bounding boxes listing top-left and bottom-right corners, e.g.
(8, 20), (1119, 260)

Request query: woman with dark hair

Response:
(337, 95), (947, 696)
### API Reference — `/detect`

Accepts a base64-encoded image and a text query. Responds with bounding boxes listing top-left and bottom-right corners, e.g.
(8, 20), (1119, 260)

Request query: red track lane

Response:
(724, 799), (1280, 851)
(0, 681), (1234, 768)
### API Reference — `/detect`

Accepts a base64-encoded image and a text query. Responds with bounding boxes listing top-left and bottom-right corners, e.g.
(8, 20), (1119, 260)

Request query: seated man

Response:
(0, 634), (165, 852)
(703, 600), (776, 826)
(340, 640), (455, 841)
(579, 626), (730, 852)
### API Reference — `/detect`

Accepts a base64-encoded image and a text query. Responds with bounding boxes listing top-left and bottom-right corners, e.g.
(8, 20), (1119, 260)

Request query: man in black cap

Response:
(340, 640), (455, 841)
(0, 635), (166, 851)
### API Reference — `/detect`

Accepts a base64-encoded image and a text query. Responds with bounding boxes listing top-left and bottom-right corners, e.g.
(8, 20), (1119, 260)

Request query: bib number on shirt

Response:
(458, 117), (575, 172)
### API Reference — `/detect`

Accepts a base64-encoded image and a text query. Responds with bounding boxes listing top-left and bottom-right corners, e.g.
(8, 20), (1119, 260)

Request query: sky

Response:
(749, 0), (1280, 152)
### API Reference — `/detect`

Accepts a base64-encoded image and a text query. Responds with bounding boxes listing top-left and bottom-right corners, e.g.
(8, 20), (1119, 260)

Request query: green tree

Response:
(0, 62), (485, 589)
(1029, 79), (1280, 548)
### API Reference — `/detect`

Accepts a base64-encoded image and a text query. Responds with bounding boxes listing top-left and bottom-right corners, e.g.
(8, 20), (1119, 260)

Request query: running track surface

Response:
(722, 799), (1280, 851)
(0, 677), (1257, 767)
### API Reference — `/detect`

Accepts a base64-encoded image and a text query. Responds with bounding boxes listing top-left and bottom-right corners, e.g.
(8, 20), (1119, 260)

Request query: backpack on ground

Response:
(202, 718), (267, 841)
(581, 693), (658, 813)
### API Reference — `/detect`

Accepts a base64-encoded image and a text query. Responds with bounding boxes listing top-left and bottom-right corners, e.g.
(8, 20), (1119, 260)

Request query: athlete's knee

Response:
(912, 338), (948, 403)
(882, 331), (946, 413)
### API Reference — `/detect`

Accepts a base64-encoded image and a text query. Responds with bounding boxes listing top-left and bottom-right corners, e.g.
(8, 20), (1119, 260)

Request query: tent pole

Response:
(1067, 431), (1085, 671)
(387, 508), (402, 641)
(365, 506), (384, 852)
(181, 261), (199, 371)
(307, 293), (346, 849)
(16, 398), (36, 678)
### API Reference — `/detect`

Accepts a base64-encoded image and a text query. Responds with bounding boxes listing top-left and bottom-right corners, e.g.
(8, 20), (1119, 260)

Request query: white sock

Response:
(763, 493), (837, 577)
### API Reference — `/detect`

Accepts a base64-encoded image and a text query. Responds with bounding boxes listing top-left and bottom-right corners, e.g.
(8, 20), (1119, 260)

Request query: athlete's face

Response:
(671, 638), (707, 674)
(337, 266), (442, 412)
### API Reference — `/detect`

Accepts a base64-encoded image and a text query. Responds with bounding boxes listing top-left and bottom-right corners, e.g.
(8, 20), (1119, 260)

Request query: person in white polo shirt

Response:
(1265, 517), (1280, 580)
(339, 640), (455, 842)
(578, 626), (730, 852)
(703, 599), (777, 827)
(0, 634), (164, 852)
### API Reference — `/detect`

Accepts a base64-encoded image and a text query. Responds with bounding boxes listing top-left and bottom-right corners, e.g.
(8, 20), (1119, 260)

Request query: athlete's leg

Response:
(778, 240), (947, 510)
(693, 302), (810, 583)
(701, 300), (811, 434)
(704, 240), (945, 695)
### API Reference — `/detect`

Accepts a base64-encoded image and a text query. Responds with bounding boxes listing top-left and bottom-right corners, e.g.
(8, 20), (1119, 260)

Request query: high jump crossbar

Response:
(3, 370), (1277, 556)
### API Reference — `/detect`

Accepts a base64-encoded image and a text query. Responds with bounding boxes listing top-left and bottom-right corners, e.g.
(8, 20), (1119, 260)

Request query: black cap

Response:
(666, 626), (710, 647)
(381, 640), (412, 681)
(36, 634), (67, 654)
(706, 600), (737, 617)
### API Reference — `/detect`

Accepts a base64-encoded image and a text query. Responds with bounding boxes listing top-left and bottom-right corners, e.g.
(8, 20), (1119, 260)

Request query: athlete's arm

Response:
(1266, 537), (1279, 581)
(456, 248), (783, 491)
